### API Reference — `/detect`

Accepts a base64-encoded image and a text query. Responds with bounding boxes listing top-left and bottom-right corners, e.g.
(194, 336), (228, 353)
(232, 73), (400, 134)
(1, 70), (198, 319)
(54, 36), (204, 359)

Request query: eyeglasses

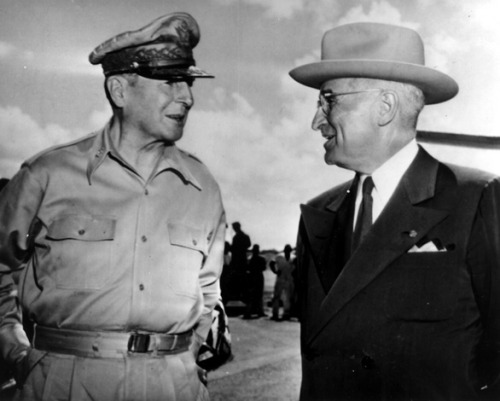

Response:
(318, 89), (382, 115)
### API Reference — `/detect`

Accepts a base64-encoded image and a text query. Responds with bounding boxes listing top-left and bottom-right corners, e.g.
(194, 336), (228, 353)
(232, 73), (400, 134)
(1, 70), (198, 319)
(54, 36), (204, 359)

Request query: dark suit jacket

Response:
(297, 148), (500, 401)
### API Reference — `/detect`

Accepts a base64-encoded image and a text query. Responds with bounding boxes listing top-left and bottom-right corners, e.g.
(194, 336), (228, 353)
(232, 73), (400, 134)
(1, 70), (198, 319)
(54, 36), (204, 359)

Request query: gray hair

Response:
(344, 78), (425, 129)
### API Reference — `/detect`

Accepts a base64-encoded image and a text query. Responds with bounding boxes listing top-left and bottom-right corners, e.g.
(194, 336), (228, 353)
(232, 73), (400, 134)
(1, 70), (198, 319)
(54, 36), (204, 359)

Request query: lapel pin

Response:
(409, 230), (417, 238)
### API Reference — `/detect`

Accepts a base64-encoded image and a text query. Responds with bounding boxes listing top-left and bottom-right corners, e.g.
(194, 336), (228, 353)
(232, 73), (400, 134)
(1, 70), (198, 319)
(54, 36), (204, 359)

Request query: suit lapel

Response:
(300, 179), (357, 293)
(306, 148), (450, 345)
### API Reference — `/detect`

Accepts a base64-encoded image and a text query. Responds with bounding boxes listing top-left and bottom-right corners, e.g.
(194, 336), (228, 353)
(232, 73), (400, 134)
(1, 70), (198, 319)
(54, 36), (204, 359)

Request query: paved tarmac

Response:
(207, 302), (301, 401)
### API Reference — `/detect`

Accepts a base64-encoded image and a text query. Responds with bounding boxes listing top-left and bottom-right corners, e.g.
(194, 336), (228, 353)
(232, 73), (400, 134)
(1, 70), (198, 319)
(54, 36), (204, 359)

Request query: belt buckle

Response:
(128, 333), (151, 353)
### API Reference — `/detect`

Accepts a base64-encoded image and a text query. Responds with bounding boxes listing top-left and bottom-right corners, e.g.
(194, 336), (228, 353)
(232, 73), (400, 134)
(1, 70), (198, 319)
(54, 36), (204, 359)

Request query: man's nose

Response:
(175, 82), (194, 107)
(311, 107), (326, 131)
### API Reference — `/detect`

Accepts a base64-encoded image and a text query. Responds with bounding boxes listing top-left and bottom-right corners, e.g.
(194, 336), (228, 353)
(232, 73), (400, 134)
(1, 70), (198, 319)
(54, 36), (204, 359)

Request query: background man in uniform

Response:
(0, 12), (225, 401)
(270, 244), (295, 321)
(290, 22), (500, 400)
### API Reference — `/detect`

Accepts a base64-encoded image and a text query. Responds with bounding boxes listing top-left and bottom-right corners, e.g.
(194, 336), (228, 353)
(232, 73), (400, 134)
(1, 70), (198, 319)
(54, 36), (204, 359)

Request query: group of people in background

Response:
(220, 221), (298, 322)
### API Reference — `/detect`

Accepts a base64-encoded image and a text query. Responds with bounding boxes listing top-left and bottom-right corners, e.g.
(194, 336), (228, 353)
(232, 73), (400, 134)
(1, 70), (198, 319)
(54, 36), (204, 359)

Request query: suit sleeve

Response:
(467, 177), (500, 397)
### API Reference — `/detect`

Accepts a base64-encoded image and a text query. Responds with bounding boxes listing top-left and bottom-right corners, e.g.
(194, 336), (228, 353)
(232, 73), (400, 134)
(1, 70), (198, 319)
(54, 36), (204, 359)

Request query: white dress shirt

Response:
(353, 139), (419, 229)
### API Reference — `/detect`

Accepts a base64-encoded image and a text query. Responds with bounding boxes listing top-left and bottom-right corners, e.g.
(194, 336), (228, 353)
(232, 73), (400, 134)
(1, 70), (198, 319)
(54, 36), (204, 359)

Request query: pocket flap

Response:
(47, 215), (116, 241)
(168, 222), (207, 254)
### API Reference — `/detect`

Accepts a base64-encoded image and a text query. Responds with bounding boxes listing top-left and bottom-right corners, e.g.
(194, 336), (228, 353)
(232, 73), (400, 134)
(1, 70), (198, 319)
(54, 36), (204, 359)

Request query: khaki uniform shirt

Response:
(274, 255), (295, 286)
(0, 122), (226, 366)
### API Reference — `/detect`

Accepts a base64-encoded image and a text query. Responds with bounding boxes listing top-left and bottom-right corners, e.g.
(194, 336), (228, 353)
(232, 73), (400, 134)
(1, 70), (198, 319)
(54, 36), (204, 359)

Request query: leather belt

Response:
(33, 325), (192, 358)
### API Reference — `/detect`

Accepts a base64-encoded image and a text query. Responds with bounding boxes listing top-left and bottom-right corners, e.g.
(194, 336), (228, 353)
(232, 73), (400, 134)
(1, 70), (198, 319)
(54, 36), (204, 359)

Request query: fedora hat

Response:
(289, 22), (458, 104)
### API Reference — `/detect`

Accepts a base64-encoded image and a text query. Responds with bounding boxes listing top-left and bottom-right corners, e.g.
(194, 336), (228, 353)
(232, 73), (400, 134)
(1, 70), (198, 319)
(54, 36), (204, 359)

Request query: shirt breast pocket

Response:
(46, 215), (116, 290)
(167, 222), (208, 298)
(384, 252), (459, 322)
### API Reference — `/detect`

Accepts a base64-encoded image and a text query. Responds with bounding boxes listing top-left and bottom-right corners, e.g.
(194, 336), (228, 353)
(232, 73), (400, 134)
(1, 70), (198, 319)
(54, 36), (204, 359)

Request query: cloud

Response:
(0, 38), (95, 75)
(0, 102), (111, 178)
(0, 41), (34, 62)
(214, 0), (305, 19)
(244, 0), (305, 19)
(0, 40), (99, 76)
(213, 0), (343, 25)
(0, 41), (16, 57)
(88, 105), (113, 130)
(468, 0), (500, 34)
(181, 105), (307, 248)
(0, 106), (80, 178)
(336, 1), (410, 27)
(32, 51), (101, 76)
(215, 0), (407, 26)
(425, 33), (462, 73)
(417, 1), (500, 136)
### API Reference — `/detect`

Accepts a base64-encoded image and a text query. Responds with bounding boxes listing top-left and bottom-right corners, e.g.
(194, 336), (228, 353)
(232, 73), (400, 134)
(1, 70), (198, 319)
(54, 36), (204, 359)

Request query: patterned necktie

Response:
(352, 176), (374, 250)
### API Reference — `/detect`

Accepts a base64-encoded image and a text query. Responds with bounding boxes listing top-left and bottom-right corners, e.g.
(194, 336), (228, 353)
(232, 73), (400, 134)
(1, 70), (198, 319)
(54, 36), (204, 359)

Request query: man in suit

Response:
(289, 22), (500, 400)
(230, 221), (251, 301)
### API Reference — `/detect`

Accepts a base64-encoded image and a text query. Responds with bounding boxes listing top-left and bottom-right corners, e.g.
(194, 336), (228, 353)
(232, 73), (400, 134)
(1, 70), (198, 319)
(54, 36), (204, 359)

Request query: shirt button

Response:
(139, 284), (145, 291)
(141, 235), (147, 242)
(78, 229), (85, 235)
(144, 189), (149, 195)
(192, 239), (197, 246)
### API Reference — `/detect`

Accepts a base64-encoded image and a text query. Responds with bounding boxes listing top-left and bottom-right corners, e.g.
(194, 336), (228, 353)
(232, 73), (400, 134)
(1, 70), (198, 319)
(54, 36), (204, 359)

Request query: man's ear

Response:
(377, 90), (398, 126)
(106, 76), (127, 108)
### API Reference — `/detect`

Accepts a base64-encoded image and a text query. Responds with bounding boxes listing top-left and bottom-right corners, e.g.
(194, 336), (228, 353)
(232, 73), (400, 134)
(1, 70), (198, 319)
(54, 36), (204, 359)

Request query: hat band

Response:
(104, 62), (214, 80)
(103, 58), (195, 76)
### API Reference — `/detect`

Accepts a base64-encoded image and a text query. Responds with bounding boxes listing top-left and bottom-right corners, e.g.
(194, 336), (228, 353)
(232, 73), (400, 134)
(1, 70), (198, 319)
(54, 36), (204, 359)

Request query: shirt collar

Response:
(157, 145), (202, 190)
(86, 121), (202, 190)
(370, 138), (419, 205)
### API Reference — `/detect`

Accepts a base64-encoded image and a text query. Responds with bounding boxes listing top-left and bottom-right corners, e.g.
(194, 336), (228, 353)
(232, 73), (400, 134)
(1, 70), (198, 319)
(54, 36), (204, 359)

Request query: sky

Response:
(1, 0), (500, 250)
